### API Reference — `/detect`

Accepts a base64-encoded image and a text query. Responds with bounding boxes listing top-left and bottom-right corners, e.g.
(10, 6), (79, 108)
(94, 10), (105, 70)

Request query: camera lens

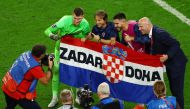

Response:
(49, 54), (55, 61)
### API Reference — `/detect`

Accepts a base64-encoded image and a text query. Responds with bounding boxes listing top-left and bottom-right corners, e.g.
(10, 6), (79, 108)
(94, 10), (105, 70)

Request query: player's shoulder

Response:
(128, 20), (137, 26)
(81, 18), (89, 25)
(166, 96), (176, 101)
(147, 99), (158, 106)
(167, 96), (175, 99)
(59, 15), (72, 21)
(106, 22), (116, 31)
(107, 22), (114, 27)
(56, 15), (72, 26)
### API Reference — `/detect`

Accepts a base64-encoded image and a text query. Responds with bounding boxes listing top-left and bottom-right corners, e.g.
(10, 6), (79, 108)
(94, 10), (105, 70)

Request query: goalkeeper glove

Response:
(49, 33), (59, 41)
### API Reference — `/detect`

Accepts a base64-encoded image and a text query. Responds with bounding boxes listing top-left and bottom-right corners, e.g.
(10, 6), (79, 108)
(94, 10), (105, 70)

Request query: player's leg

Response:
(167, 64), (186, 109)
(4, 92), (18, 109)
(19, 99), (41, 109)
(48, 47), (60, 108)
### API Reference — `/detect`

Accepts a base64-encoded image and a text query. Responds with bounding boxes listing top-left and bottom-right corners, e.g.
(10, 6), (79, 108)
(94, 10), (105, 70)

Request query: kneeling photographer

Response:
(91, 82), (124, 109)
(2, 44), (54, 109)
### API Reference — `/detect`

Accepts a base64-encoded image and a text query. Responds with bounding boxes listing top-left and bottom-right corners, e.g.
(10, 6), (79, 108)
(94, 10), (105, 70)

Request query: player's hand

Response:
(124, 34), (134, 42)
(86, 32), (93, 40)
(49, 34), (59, 41)
(110, 38), (116, 45)
(93, 34), (100, 42)
(160, 54), (168, 63)
(81, 38), (86, 42)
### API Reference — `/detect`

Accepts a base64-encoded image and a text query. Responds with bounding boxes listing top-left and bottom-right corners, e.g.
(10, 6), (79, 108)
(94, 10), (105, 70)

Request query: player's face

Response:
(113, 19), (122, 31)
(73, 14), (84, 25)
(95, 16), (106, 28)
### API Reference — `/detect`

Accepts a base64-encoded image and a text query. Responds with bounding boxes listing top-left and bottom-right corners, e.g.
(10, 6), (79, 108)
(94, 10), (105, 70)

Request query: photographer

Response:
(58, 89), (77, 109)
(92, 82), (124, 109)
(2, 44), (53, 109)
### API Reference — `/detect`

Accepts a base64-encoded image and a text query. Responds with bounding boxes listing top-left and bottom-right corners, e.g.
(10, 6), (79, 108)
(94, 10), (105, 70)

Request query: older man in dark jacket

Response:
(138, 17), (188, 109)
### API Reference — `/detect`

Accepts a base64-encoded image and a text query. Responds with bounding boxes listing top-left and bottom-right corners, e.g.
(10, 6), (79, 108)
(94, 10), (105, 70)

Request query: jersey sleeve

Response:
(92, 25), (98, 34)
(108, 22), (118, 38)
(44, 24), (60, 37)
(30, 66), (46, 79)
(109, 29), (118, 38)
(44, 16), (67, 37)
(82, 20), (90, 36)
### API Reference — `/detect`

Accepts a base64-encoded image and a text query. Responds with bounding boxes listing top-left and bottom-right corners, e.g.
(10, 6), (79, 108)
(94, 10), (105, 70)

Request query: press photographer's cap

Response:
(97, 82), (110, 95)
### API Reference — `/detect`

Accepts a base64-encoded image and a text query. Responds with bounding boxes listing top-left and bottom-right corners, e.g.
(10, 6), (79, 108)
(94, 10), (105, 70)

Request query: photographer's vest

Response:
(2, 51), (40, 100)
(96, 99), (121, 109)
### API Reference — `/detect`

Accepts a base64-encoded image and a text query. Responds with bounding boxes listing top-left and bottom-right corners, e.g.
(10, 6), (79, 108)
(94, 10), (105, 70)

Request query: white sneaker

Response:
(48, 98), (58, 108)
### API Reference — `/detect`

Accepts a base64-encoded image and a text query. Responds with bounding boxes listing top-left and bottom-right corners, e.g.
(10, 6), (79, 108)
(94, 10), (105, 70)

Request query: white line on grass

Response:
(153, 0), (190, 26)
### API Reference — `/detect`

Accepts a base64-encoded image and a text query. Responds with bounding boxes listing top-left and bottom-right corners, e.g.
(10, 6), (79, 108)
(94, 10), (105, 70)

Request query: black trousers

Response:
(3, 92), (41, 109)
(166, 62), (187, 109)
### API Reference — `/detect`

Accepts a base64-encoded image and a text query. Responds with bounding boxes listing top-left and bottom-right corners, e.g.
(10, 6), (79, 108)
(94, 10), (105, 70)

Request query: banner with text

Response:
(59, 36), (165, 103)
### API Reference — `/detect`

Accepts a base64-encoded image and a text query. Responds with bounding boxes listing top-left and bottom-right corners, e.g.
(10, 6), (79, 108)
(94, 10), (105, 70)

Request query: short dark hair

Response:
(95, 10), (108, 21)
(113, 12), (127, 20)
(73, 7), (84, 16)
(32, 44), (46, 57)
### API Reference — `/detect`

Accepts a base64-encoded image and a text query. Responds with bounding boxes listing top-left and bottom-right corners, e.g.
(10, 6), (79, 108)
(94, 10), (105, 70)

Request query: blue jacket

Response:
(147, 96), (176, 109)
(91, 97), (124, 109)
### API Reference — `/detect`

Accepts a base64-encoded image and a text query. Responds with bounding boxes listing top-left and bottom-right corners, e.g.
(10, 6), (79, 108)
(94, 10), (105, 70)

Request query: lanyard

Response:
(150, 36), (153, 54)
(162, 98), (174, 109)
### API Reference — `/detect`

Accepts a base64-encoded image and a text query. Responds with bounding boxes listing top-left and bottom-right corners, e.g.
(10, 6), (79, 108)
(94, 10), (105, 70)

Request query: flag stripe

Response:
(60, 63), (156, 103)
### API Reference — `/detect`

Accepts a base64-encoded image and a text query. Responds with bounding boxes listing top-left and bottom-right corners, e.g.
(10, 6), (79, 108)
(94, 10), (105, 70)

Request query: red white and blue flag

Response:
(59, 36), (165, 103)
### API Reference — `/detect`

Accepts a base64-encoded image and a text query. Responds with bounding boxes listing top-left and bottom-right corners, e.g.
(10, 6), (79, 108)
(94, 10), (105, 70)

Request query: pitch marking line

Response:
(153, 0), (190, 26)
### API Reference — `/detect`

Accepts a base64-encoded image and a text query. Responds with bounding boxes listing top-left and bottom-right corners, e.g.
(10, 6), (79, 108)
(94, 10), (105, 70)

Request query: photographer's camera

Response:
(41, 53), (55, 66)
(77, 84), (94, 109)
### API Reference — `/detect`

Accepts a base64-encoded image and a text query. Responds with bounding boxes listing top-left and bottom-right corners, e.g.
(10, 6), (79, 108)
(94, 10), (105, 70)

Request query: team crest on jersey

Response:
(102, 32), (105, 37)
(102, 55), (124, 83)
(51, 24), (57, 28)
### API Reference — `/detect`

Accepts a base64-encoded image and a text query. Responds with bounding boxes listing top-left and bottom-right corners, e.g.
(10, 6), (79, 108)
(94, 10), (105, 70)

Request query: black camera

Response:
(77, 84), (94, 109)
(41, 53), (55, 66)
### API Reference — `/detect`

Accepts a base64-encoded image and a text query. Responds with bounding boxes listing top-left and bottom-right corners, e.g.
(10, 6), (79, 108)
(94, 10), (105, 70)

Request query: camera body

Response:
(41, 53), (55, 66)
(77, 84), (94, 109)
